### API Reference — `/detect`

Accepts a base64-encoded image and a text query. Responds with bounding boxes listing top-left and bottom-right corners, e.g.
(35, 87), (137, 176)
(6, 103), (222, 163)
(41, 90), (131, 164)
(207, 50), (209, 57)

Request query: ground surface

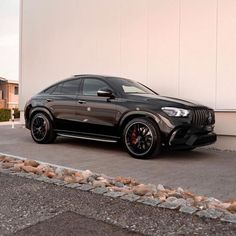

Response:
(1, 172), (236, 236)
(0, 125), (236, 201)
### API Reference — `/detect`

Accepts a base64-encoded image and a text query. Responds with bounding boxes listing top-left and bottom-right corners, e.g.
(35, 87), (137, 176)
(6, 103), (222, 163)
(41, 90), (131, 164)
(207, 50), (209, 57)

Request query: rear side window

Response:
(43, 85), (58, 94)
(44, 79), (80, 95)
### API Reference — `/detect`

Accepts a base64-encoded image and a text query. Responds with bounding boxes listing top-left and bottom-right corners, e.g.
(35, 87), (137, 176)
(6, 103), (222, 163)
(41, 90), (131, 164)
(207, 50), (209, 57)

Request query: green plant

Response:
(0, 109), (11, 122)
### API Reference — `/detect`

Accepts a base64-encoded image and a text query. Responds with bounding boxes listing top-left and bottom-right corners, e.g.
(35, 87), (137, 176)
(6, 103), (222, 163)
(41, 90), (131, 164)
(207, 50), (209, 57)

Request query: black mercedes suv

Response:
(24, 75), (216, 159)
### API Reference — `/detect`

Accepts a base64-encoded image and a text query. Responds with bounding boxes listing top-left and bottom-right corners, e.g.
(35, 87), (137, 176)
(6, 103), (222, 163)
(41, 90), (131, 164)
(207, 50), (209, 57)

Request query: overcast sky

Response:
(0, 0), (19, 81)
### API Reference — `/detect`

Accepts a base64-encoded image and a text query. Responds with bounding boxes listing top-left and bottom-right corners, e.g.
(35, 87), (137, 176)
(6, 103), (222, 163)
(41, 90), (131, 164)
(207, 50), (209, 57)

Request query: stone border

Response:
(0, 153), (236, 224)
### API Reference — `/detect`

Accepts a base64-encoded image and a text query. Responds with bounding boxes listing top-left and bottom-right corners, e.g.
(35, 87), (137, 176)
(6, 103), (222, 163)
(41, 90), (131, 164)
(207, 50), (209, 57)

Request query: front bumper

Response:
(168, 126), (217, 149)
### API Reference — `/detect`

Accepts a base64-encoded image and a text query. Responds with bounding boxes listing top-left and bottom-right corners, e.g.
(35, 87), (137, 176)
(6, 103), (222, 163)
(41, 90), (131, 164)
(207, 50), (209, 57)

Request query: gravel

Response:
(0, 172), (236, 236)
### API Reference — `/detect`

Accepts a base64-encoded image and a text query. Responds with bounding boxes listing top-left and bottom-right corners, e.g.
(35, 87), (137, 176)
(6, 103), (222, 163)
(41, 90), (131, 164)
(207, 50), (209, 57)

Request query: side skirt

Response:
(55, 130), (120, 143)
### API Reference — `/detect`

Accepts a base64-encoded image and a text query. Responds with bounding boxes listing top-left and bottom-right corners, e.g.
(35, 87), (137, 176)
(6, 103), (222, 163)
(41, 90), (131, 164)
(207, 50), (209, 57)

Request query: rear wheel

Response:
(30, 113), (56, 144)
(123, 118), (161, 159)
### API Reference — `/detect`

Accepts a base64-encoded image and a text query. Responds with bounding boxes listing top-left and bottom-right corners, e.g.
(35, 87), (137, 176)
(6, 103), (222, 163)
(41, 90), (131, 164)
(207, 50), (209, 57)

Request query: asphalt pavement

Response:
(1, 171), (236, 236)
(0, 124), (236, 201)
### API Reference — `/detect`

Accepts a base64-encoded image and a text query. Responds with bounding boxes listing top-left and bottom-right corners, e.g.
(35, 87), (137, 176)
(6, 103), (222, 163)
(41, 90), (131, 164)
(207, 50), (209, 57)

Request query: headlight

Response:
(161, 107), (190, 117)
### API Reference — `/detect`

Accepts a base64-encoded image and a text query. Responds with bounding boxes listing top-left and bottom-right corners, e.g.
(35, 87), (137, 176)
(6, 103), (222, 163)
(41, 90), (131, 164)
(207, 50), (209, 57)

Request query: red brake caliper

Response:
(131, 127), (137, 145)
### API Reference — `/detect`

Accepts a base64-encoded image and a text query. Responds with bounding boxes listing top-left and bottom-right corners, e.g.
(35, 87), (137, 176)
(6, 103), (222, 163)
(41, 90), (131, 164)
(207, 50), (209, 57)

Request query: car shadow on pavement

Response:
(55, 137), (211, 161)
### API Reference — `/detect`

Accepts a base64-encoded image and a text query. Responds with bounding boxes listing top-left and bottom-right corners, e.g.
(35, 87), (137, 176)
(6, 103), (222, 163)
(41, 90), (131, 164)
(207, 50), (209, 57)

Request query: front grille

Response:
(192, 109), (215, 126)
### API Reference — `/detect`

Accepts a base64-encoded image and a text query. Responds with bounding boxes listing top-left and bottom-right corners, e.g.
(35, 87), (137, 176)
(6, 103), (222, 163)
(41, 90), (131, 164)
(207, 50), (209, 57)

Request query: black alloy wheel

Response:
(30, 113), (56, 144)
(123, 118), (161, 159)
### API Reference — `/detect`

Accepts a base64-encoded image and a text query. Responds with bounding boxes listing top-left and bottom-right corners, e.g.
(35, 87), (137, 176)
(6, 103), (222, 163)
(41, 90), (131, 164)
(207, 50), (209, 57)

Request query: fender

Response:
(118, 111), (161, 128)
(29, 107), (54, 123)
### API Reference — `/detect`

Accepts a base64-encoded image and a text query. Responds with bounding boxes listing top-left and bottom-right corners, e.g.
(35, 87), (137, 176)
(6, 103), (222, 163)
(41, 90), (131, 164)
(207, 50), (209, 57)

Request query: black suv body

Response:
(25, 75), (216, 158)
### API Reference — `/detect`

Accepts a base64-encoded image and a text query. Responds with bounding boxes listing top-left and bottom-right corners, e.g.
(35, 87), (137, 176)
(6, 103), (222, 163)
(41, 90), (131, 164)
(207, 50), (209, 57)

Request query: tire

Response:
(30, 113), (56, 144)
(123, 118), (161, 159)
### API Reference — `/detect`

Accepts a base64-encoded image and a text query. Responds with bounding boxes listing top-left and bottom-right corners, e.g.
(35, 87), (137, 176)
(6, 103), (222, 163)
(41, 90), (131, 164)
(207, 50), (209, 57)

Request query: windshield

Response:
(114, 78), (156, 95)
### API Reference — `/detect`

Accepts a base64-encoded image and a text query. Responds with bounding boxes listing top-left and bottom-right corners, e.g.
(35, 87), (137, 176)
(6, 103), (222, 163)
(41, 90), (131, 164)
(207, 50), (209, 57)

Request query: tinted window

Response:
(44, 84), (58, 94)
(46, 79), (80, 95)
(82, 79), (111, 96)
(60, 79), (80, 95)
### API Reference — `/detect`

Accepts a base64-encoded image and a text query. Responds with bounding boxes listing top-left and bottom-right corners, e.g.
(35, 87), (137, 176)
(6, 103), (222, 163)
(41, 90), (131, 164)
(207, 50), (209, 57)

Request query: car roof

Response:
(73, 74), (129, 81)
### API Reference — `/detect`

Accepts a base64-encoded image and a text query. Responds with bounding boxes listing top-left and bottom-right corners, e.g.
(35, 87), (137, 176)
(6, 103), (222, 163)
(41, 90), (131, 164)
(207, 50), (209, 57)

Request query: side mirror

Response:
(97, 88), (114, 98)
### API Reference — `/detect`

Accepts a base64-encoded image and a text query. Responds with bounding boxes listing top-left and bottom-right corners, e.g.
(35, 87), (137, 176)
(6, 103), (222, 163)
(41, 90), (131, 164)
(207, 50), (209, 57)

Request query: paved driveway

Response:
(0, 124), (235, 201)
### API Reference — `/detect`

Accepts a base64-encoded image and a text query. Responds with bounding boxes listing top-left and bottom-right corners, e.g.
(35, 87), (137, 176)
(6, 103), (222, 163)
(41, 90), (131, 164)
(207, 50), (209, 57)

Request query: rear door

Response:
(44, 78), (81, 131)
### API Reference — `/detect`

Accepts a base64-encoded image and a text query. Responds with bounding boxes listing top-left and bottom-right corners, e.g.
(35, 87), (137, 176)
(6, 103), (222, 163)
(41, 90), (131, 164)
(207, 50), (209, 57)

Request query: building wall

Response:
(20, 0), (236, 149)
(0, 82), (19, 109)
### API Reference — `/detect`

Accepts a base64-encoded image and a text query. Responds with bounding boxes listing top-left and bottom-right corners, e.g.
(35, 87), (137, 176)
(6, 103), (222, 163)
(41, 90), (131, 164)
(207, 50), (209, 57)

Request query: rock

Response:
(91, 187), (108, 195)
(45, 171), (55, 178)
(133, 184), (152, 196)
(214, 202), (231, 210)
(114, 182), (125, 188)
(24, 159), (40, 167)
(55, 167), (64, 179)
(2, 156), (14, 163)
(2, 162), (14, 169)
(179, 206), (198, 214)
(92, 180), (106, 188)
(13, 163), (24, 171)
(147, 184), (157, 193)
(221, 213), (236, 223)
(104, 191), (126, 198)
(36, 164), (53, 174)
(196, 209), (223, 219)
(172, 198), (187, 207)
(64, 176), (76, 183)
(182, 191), (195, 199)
(115, 176), (136, 185)
(138, 198), (161, 206)
(194, 195), (207, 203)
(81, 170), (93, 179)
(75, 171), (83, 178)
(168, 192), (183, 199)
(121, 193), (140, 202)
(177, 187), (184, 193)
(157, 184), (165, 191)
(22, 165), (38, 174)
(158, 201), (180, 210)
(109, 186), (132, 194)
(63, 169), (76, 176)
(227, 203), (236, 213)
(87, 176), (96, 184)
(77, 184), (94, 191)
(166, 197), (178, 203)
(186, 198), (195, 206)
(77, 177), (87, 184)
(153, 191), (168, 201)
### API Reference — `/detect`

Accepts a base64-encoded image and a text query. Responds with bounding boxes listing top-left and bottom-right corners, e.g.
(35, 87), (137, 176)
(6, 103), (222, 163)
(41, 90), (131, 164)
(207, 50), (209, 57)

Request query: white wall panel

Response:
(179, 0), (217, 108)
(120, 0), (147, 84)
(21, 0), (236, 114)
(148, 0), (179, 96)
(216, 0), (236, 110)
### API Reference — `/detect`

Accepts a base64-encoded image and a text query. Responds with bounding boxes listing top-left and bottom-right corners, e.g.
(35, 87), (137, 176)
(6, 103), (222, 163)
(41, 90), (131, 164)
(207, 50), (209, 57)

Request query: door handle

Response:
(78, 100), (86, 104)
(46, 98), (53, 102)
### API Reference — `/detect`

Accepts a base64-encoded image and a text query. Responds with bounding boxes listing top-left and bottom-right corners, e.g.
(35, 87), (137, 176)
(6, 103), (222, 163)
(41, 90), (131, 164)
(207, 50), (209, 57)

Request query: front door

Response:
(75, 78), (120, 137)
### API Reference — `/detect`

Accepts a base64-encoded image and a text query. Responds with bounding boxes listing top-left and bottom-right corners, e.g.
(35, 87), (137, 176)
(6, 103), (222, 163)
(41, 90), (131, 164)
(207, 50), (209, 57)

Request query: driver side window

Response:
(82, 78), (111, 96)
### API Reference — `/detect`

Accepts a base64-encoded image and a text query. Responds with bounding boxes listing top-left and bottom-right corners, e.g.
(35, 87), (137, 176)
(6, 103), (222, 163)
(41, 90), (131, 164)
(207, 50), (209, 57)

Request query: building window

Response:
(14, 86), (19, 95)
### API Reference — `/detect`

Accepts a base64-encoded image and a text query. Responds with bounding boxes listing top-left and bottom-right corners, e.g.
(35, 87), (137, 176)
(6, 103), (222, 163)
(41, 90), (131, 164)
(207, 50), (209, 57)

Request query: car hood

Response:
(126, 93), (208, 109)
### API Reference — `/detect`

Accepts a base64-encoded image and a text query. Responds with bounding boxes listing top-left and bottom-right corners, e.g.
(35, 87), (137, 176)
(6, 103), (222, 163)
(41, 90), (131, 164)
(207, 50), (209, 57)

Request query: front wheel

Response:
(123, 118), (161, 159)
(30, 113), (56, 144)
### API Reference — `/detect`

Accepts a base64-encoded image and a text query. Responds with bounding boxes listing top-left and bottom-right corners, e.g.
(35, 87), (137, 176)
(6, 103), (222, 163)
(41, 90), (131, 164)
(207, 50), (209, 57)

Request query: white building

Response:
(20, 0), (236, 150)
